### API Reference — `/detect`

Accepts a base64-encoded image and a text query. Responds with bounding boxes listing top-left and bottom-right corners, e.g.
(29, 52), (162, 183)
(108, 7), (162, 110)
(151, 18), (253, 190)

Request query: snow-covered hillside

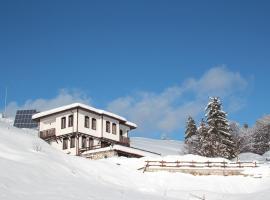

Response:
(0, 118), (270, 200)
(130, 137), (185, 155)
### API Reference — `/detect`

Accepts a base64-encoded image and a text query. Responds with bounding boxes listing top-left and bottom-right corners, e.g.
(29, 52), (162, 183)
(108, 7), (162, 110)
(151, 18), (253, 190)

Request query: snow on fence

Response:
(143, 160), (259, 175)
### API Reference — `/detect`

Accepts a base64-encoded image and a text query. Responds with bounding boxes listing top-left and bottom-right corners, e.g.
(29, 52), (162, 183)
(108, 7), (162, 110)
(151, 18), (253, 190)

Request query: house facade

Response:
(32, 103), (137, 156)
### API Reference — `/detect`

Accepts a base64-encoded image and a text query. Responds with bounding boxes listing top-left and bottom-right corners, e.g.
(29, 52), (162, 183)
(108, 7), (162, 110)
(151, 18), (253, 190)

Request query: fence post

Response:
(161, 160), (165, 167)
(143, 161), (149, 173)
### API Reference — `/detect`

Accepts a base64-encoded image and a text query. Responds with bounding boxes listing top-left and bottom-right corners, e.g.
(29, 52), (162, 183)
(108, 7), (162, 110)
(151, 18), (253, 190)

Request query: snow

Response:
(263, 151), (270, 160)
(1, 119), (270, 200)
(233, 152), (266, 162)
(32, 102), (137, 128)
(130, 137), (185, 156)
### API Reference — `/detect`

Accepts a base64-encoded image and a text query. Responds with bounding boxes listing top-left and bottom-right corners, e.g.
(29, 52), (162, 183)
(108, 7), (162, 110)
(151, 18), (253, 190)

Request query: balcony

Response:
(119, 136), (130, 146)
(39, 128), (56, 140)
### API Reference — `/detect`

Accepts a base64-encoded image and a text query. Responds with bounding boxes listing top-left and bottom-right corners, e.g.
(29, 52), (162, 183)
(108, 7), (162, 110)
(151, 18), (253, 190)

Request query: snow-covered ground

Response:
(130, 137), (185, 156)
(0, 118), (270, 200)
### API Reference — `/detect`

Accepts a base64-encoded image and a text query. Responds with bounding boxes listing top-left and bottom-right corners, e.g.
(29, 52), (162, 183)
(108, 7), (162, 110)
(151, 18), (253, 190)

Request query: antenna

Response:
(4, 87), (7, 118)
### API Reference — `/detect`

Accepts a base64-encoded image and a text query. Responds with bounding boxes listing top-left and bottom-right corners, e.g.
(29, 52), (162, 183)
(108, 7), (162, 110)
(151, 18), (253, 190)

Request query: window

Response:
(92, 118), (97, 130)
(106, 121), (110, 133)
(68, 115), (73, 127)
(112, 123), (117, 134)
(120, 129), (123, 137)
(82, 136), (86, 148)
(63, 138), (68, 150)
(70, 136), (75, 148)
(84, 116), (89, 128)
(89, 138), (94, 149)
(61, 117), (66, 129)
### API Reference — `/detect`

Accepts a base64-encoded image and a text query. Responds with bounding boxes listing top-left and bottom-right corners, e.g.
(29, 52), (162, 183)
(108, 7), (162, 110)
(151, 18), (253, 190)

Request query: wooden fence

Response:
(143, 160), (259, 173)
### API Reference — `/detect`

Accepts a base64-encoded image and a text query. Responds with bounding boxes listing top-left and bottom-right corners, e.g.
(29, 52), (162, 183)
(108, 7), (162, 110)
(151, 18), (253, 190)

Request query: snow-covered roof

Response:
(32, 103), (137, 129)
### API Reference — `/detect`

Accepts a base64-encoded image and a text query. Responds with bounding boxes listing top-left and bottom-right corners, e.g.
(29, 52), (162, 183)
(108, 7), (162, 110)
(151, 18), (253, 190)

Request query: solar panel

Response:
(13, 109), (38, 129)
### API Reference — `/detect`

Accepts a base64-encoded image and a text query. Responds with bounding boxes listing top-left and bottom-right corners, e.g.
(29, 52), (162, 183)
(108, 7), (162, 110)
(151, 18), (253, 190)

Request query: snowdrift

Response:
(0, 118), (270, 200)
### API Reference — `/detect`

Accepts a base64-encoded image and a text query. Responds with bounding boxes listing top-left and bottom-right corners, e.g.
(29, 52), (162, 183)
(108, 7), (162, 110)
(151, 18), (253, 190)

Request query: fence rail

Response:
(143, 160), (259, 173)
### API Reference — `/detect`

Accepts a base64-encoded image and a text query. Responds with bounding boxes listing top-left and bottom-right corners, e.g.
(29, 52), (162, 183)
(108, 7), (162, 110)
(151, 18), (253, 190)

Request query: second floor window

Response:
(85, 116), (89, 128)
(112, 123), (117, 134)
(106, 121), (110, 133)
(68, 115), (73, 127)
(120, 129), (123, 137)
(92, 118), (96, 130)
(61, 117), (66, 129)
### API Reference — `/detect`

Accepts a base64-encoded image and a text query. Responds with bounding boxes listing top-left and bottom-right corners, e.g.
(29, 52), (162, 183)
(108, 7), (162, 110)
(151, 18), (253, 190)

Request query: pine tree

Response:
(184, 116), (197, 140)
(205, 97), (236, 159)
(184, 116), (198, 154)
(197, 119), (209, 156)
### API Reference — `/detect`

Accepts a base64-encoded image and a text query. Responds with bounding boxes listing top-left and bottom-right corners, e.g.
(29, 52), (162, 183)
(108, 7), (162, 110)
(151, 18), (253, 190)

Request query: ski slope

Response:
(0, 118), (270, 200)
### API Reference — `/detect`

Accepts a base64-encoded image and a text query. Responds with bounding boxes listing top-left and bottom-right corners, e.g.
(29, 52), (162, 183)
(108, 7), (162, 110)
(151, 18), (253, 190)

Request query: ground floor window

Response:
(70, 136), (75, 148)
(63, 138), (68, 150)
(82, 136), (86, 148)
(89, 138), (94, 149)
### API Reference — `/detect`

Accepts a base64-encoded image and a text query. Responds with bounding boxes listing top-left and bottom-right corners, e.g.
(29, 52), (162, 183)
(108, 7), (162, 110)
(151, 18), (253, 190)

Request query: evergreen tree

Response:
(205, 97), (236, 159)
(197, 119), (209, 156)
(184, 116), (197, 140)
(184, 116), (198, 154)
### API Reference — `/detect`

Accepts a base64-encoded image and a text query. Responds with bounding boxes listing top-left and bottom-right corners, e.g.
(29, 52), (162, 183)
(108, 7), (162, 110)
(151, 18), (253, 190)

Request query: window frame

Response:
(106, 121), (111, 133)
(63, 138), (68, 150)
(81, 136), (87, 148)
(89, 138), (94, 150)
(70, 136), (75, 148)
(61, 117), (66, 129)
(92, 118), (97, 130)
(68, 115), (73, 127)
(112, 123), (117, 135)
(84, 116), (90, 128)
(120, 129), (123, 137)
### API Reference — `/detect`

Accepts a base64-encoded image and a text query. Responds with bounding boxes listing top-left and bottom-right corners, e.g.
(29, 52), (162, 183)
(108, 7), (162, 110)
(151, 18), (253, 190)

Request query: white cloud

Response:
(4, 89), (91, 117)
(2, 66), (249, 139)
(107, 66), (249, 137)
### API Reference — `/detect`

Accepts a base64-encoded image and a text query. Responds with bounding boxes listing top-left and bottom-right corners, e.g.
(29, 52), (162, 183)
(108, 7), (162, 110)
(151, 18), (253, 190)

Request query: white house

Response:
(32, 103), (140, 157)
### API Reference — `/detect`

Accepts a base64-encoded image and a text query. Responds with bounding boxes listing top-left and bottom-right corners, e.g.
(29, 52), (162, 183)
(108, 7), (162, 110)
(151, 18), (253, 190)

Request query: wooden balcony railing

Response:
(39, 128), (56, 140)
(119, 136), (130, 146)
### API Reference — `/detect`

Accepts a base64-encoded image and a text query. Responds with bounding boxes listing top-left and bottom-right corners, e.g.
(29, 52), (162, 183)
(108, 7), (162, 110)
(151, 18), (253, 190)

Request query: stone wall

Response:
(83, 150), (118, 160)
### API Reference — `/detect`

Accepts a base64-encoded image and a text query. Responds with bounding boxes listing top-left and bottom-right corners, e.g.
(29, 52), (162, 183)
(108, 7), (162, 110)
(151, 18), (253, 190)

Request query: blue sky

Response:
(0, 0), (270, 139)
